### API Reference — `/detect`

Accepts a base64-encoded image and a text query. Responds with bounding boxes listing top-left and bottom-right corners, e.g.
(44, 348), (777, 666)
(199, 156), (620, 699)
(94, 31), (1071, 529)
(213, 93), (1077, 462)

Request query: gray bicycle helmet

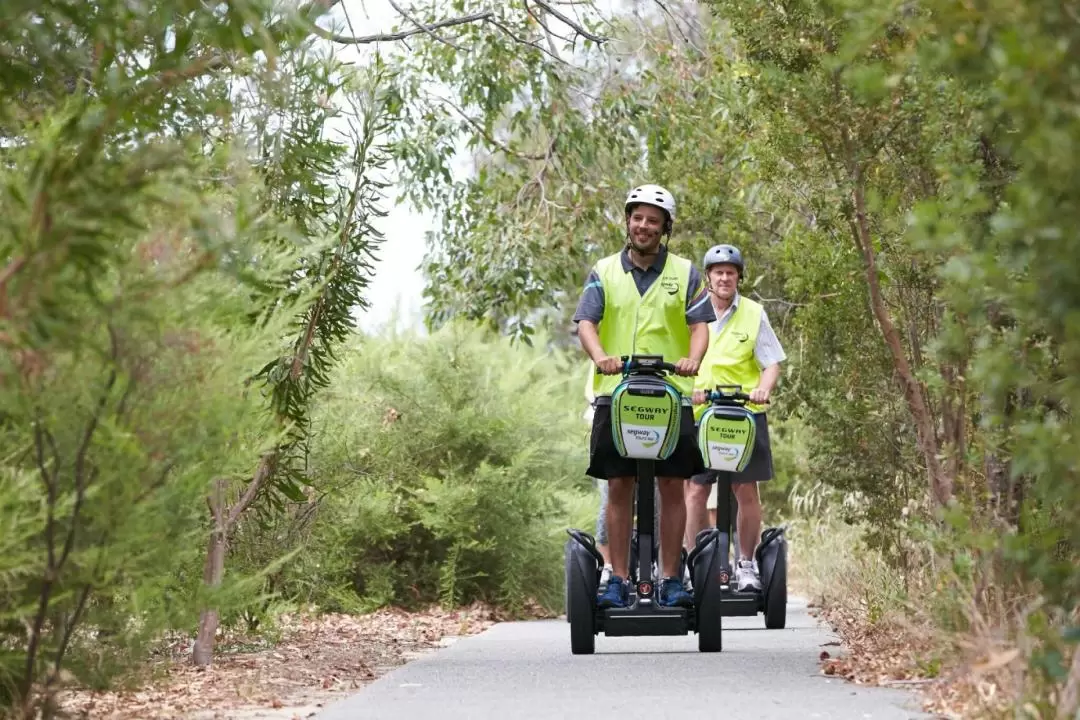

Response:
(703, 244), (744, 276)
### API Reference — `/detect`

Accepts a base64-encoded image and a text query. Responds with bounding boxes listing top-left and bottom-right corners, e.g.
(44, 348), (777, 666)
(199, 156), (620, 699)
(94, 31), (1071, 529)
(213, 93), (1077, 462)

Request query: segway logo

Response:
(626, 427), (661, 448)
(716, 446), (739, 460)
(624, 404), (670, 422)
(707, 421), (750, 442)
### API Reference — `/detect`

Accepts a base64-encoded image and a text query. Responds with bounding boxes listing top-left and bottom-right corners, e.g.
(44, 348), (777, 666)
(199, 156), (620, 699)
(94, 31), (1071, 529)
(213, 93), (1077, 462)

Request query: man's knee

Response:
(686, 481), (711, 504)
(607, 477), (635, 501)
(656, 477), (686, 500)
(732, 481), (760, 507)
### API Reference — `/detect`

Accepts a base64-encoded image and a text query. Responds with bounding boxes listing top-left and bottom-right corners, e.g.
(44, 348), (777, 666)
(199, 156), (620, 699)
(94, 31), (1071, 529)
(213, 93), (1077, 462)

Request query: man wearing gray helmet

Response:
(572, 184), (714, 609)
(687, 244), (786, 593)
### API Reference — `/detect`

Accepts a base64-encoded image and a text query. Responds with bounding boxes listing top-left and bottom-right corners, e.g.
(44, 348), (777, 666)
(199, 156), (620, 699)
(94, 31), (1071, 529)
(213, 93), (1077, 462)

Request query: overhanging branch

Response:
(388, 0), (466, 51)
(530, 0), (607, 44)
(317, 10), (493, 45)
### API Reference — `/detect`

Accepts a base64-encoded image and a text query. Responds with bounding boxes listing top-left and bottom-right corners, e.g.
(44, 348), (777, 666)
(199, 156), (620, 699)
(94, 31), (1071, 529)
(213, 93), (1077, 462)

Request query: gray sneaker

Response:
(735, 559), (761, 592)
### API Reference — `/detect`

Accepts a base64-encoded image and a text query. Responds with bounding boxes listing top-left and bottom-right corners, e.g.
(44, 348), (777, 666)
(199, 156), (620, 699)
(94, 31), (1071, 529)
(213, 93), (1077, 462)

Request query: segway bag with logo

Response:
(610, 376), (682, 461)
(697, 404), (756, 472)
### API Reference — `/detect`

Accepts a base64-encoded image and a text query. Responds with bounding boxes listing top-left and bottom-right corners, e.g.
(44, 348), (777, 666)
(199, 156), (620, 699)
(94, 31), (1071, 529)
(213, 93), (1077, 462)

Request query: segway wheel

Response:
(567, 542), (598, 654)
(762, 536), (788, 630)
(693, 543), (723, 653)
(564, 537), (573, 624)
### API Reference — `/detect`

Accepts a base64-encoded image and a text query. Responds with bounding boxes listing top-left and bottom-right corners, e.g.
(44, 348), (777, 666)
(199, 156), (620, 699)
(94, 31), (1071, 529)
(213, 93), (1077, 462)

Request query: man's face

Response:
(626, 204), (667, 254)
(707, 264), (740, 301)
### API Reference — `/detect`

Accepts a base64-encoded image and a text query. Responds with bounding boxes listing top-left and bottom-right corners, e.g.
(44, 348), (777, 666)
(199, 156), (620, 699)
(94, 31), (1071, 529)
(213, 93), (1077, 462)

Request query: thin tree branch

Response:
(524, 3), (564, 59)
(483, 17), (572, 66)
(227, 453), (278, 527)
(52, 583), (93, 680)
(430, 91), (548, 161)
(531, 0), (607, 43)
(23, 418), (60, 712)
(317, 10), (493, 45)
(387, 0), (465, 51)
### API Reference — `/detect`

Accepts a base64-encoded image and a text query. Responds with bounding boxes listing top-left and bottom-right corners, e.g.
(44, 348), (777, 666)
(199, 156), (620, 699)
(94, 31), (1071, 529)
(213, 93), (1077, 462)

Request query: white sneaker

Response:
(735, 559), (761, 592)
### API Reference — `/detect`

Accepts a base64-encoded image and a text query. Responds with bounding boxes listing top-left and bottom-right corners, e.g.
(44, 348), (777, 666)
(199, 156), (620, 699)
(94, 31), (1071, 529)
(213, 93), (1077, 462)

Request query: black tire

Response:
(762, 537), (788, 630)
(567, 542), (597, 654)
(693, 543), (723, 653)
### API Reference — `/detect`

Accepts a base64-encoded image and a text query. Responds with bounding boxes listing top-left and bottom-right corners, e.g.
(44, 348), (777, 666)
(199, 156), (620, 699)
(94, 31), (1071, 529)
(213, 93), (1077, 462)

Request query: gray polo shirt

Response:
(572, 247), (716, 326)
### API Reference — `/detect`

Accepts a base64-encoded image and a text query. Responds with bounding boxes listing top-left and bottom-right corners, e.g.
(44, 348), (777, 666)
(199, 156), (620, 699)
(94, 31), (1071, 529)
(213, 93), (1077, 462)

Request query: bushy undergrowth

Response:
(790, 489), (1078, 719)
(229, 322), (595, 617)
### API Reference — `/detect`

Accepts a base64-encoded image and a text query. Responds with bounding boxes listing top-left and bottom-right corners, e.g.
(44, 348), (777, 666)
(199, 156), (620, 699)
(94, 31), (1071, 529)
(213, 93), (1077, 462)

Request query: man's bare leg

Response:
(684, 480), (712, 548)
(605, 476), (635, 578)
(733, 482), (762, 561)
(657, 477), (687, 577)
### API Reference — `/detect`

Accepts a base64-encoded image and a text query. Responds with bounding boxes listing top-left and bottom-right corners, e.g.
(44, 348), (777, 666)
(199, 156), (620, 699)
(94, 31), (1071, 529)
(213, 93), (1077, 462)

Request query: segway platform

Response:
(602, 604), (690, 637)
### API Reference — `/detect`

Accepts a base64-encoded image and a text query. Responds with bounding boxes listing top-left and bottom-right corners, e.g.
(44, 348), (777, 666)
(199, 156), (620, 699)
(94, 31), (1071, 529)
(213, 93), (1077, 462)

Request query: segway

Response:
(698, 385), (788, 629)
(564, 355), (727, 654)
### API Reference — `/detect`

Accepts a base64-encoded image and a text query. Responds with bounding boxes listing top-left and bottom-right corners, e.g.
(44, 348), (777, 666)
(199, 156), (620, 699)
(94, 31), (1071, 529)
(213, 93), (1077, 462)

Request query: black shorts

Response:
(586, 402), (706, 481)
(690, 412), (773, 485)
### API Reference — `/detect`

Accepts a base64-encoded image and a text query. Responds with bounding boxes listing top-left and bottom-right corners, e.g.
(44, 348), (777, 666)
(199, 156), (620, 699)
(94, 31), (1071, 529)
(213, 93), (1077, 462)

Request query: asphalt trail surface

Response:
(319, 597), (930, 720)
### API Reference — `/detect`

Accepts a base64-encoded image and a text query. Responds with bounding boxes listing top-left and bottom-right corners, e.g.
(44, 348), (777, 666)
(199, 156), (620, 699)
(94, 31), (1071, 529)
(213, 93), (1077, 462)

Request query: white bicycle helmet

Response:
(624, 184), (676, 222)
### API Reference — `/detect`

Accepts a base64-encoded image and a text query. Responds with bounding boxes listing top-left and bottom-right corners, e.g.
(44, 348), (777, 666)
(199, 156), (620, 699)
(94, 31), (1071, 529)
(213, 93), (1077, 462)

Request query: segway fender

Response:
(566, 530), (603, 595)
(565, 530), (601, 653)
(687, 528), (720, 602)
(689, 531), (723, 652)
(756, 527), (788, 630)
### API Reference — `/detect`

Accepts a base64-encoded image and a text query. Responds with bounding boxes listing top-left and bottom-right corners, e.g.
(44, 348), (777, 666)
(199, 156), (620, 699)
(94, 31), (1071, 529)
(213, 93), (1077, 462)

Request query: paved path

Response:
(319, 597), (931, 720)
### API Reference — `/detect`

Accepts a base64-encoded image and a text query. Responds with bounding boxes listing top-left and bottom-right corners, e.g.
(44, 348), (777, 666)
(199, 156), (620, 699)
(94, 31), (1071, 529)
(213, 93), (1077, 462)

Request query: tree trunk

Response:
(192, 455), (276, 667)
(192, 477), (228, 667)
(940, 360), (967, 484)
(849, 168), (953, 508)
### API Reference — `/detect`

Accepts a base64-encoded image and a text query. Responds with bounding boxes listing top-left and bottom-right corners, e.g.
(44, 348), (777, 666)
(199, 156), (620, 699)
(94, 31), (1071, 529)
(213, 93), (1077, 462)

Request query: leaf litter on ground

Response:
(811, 600), (1024, 719)
(58, 601), (527, 719)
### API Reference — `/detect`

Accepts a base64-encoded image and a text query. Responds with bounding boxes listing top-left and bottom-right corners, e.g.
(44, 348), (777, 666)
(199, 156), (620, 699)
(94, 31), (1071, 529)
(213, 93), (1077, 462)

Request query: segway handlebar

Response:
(702, 384), (770, 406)
(593, 354), (679, 376)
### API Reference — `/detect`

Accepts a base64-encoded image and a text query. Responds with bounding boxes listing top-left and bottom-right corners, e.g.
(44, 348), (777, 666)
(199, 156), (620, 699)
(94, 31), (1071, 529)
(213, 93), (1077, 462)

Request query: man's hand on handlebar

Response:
(691, 389), (707, 405)
(673, 357), (700, 377)
(595, 356), (623, 375)
(748, 387), (771, 404)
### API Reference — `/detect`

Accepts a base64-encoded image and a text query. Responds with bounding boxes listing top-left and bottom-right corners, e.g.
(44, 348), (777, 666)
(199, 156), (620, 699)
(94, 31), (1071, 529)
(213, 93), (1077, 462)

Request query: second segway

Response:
(697, 385), (789, 629)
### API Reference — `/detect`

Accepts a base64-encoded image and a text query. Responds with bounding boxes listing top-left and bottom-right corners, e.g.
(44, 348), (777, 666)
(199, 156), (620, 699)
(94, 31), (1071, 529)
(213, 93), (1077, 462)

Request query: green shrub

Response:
(232, 322), (594, 616)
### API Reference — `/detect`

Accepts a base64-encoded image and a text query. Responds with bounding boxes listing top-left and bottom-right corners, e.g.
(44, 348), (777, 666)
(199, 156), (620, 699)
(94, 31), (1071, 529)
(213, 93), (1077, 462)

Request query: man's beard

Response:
(630, 233), (660, 254)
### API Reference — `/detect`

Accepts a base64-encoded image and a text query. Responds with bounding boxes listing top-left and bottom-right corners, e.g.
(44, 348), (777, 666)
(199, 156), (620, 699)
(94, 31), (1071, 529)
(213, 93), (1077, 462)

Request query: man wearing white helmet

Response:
(687, 244), (787, 593)
(572, 184), (714, 609)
